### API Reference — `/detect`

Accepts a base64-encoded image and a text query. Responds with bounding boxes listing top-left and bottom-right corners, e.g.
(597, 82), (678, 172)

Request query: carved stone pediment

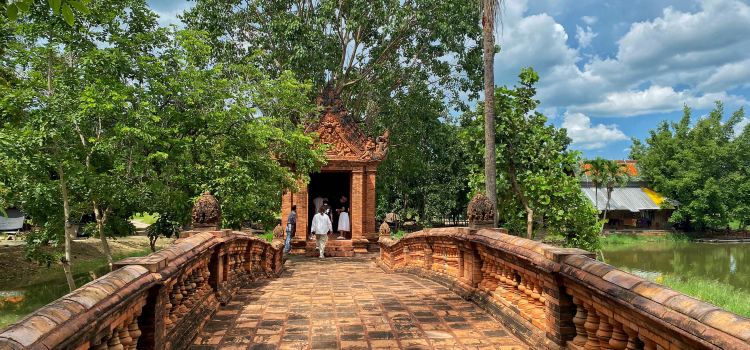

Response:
(306, 88), (389, 163)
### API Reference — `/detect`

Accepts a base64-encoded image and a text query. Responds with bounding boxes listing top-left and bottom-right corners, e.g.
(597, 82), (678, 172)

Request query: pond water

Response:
(601, 240), (750, 292)
(0, 265), (110, 327)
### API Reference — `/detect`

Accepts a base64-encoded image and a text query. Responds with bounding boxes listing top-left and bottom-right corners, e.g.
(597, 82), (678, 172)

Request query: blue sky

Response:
(148, 0), (750, 159)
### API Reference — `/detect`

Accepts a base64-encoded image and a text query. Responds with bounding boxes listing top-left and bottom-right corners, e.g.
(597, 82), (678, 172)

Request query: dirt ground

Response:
(0, 235), (173, 286)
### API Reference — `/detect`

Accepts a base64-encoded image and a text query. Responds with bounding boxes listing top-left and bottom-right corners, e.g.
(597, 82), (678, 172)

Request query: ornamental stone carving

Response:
(467, 193), (494, 229)
(379, 221), (391, 238)
(307, 86), (389, 162)
(192, 192), (221, 230)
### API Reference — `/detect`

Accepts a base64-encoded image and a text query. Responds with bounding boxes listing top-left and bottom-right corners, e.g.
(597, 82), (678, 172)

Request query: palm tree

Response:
(480, 0), (502, 226)
(585, 158), (607, 209)
(601, 161), (630, 233)
(584, 158), (630, 233)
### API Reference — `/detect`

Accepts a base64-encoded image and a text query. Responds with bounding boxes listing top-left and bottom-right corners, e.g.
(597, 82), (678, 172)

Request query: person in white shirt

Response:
(310, 206), (332, 258)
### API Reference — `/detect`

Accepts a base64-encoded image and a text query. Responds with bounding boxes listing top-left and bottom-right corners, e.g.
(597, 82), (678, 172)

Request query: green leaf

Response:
(17, 0), (31, 12)
(67, 0), (89, 14)
(49, 0), (62, 14)
(7, 4), (18, 21)
(61, 3), (74, 26)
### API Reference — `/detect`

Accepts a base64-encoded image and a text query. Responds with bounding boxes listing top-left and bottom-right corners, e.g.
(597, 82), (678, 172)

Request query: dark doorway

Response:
(308, 171), (352, 237)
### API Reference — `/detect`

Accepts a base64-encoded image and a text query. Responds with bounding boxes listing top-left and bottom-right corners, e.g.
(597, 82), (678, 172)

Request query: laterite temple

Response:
(281, 89), (389, 257)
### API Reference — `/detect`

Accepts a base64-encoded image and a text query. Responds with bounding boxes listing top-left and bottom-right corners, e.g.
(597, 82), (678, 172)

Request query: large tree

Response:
(182, 0), (485, 228)
(461, 68), (600, 250)
(139, 29), (326, 228)
(1, 1), (325, 288)
(0, 0), (163, 288)
(375, 80), (471, 225)
(478, 0), (501, 226)
(182, 0), (483, 124)
(631, 103), (747, 231)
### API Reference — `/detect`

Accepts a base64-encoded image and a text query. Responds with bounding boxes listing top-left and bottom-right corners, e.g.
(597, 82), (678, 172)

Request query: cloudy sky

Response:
(149, 0), (750, 159)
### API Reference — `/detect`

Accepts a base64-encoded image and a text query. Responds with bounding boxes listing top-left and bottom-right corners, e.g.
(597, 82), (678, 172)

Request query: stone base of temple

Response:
(352, 238), (369, 253)
(290, 235), (378, 257)
(304, 234), (355, 257)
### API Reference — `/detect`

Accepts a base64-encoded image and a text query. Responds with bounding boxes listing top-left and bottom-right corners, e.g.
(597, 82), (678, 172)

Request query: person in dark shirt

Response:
(284, 205), (297, 253)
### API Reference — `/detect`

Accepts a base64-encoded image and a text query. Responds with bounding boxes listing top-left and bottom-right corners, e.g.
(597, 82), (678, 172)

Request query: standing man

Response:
(284, 205), (297, 253)
(310, 206), (332, 259)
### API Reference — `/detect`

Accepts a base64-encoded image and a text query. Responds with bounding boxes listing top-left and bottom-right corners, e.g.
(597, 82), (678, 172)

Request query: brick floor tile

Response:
(195, 255), (527, 349)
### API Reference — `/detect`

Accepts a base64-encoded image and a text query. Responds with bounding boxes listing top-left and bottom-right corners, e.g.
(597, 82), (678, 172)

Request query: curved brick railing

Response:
(378, 227), (750, 350)
(0, 230), (283, 349)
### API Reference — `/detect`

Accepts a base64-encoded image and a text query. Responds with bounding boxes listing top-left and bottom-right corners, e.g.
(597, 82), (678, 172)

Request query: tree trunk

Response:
(93, 202), (113, 270)
(526, 207), (534, 239)
(594, 186), (599, 210)
(600, 188), (613, 234)
(59, 165), (77, 292)
(482, 0), (498, 226)
(149, 235), (158, 252)
(508, 158), (533, 238)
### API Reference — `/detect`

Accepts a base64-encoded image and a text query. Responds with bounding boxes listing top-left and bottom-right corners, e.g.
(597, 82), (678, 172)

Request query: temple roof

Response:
(305, 88), (389, 163)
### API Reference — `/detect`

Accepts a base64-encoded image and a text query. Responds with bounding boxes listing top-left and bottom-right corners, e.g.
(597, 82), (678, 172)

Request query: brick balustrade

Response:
(0, 230), (283, 350)
(377, 227), (750, 350)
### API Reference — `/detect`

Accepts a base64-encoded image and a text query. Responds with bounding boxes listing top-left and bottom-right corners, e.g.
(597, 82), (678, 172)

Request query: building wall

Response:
(604, 210), (674, 230)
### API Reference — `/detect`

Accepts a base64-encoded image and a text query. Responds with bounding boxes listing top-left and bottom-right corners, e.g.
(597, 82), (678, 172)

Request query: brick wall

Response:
(377, 228), (750, 350)
(0, 231), (284, 350)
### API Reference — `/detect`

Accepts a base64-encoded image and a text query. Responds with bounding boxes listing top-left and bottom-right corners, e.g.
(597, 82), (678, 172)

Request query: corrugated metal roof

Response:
(582, 187), (662, 212)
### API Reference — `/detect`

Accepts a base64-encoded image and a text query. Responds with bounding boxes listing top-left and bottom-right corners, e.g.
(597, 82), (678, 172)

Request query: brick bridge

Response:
(1, 228), (749, 350)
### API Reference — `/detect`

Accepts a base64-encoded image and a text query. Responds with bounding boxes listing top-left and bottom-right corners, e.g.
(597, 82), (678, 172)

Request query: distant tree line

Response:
(631, 103), (749, 232)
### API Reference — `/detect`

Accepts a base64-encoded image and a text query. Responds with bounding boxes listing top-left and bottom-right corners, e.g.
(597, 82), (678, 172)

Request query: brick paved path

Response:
(192, 255), (526, 350)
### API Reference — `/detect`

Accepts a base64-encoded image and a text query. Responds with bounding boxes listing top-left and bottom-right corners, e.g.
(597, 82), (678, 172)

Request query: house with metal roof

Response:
(581, 160), (676, 231)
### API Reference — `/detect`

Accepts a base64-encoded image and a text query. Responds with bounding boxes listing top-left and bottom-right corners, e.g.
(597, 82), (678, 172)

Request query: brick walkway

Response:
(191, 255), (527, 350)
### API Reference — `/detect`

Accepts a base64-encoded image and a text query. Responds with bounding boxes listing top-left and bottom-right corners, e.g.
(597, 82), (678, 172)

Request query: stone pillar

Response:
(292, 186), (309, 241)
(281, 191), (292, 230)
(545, 248), (595, 348)
(351, 168), (365, 240)
(365, 167), (378, 240)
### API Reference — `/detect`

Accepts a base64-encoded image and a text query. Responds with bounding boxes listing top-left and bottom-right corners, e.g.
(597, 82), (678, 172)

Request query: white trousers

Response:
(315, 234), (328, 257)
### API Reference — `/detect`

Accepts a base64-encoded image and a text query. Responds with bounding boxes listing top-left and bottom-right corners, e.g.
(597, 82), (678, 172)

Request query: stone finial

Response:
(272, 223), (284, 240)
(192, 192), (221, 230)
(379, 221), (391, 238)
(467, 193), (494, 229)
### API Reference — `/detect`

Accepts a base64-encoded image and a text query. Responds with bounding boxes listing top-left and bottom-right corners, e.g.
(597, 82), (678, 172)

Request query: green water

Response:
(0, 265), (110, 328)
(602, 240), (750, 292)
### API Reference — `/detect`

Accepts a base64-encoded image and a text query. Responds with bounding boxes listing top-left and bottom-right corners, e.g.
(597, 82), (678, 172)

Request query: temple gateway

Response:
(281, 91), (389, 256)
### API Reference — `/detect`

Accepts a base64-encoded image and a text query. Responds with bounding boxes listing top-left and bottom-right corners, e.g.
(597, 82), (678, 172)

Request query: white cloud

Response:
(562, 112), (628, 150)
(153, 2), (194, 27)
(697, 58), (750, 92)
(735, 118), (750, 136)
(581, 15), (598, 25)
(571, 85), (749, 117)
(493, 0), (750, 118)
(575, 25), (597, 48)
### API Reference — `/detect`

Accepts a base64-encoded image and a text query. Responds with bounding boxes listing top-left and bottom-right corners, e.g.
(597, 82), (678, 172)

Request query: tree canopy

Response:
(631, 103), (749, 231)
(182, 0), (484, 124)
(0, 0), (324, 287)
(460, 68), (600, 250)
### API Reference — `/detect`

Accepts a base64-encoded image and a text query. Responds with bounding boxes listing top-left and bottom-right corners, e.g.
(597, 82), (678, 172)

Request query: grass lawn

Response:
(600, 233), (688, 247)
(0, 236), (172, 327)
(658, 275), (750, 318)
(131, 212), (159, 225)
(258, 232), (274, 243)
